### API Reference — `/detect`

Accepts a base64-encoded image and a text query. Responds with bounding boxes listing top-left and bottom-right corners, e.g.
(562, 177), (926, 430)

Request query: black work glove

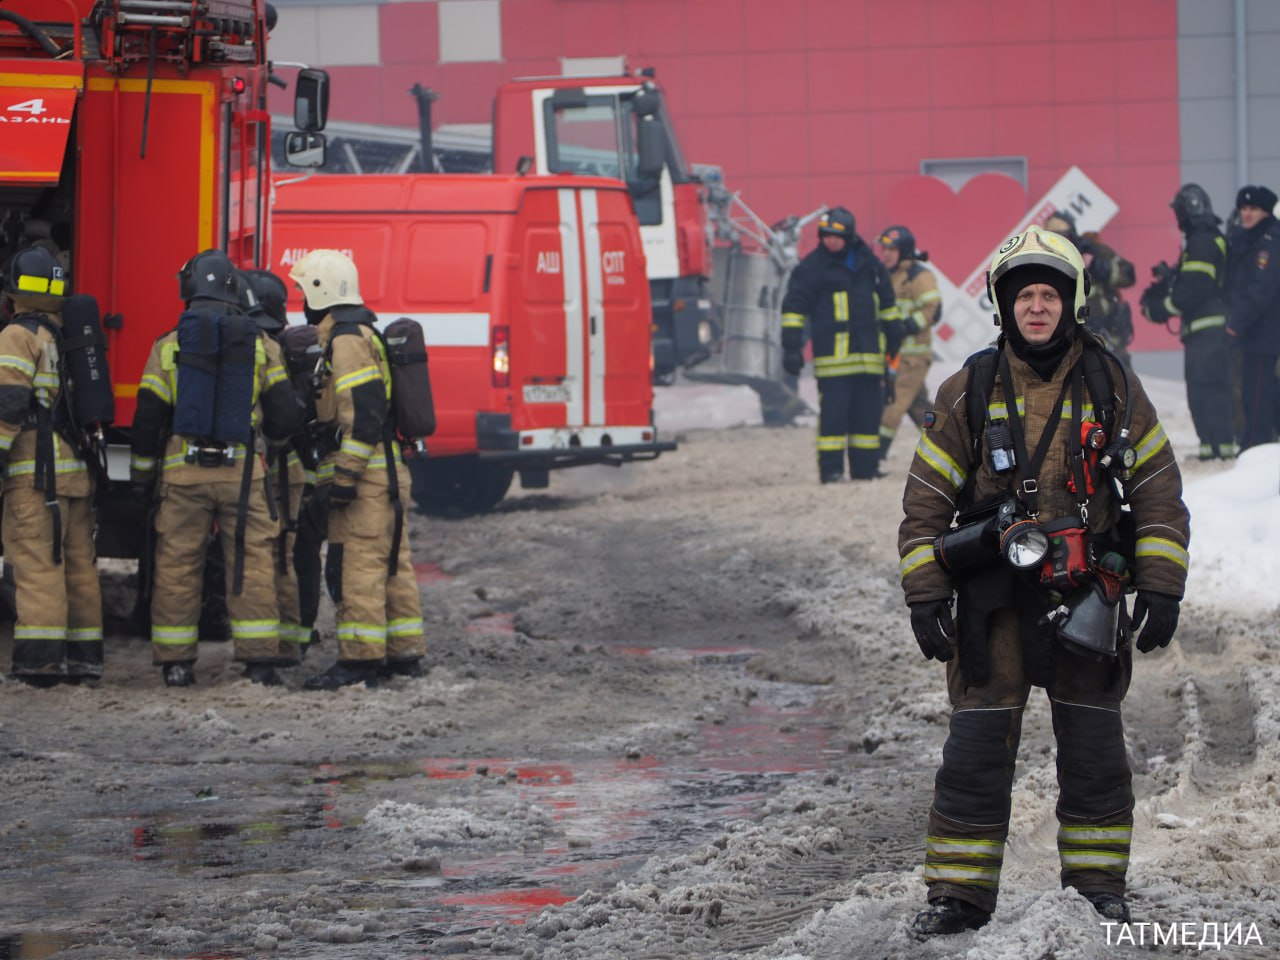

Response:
(310, 482), (356, 522)
(884, 370), (897, 405)
(1130, 591), (1180, 652)
(782, 349), (804, 377)
(909, 599), (957, 662)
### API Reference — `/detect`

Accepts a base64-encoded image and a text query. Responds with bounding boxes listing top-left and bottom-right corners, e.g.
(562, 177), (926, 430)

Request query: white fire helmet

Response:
(987, 224), (1089, 327)
(288, 249), (362, 311)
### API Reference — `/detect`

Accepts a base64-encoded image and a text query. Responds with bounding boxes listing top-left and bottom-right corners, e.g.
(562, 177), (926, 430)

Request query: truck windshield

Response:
(547, 101), (623, 179)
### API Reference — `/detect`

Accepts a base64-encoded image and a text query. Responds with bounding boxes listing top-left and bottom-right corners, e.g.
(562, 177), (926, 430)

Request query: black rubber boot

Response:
(911, 897), (991, 937)
(303, 660), (380, 691)
(820, 472), (843, 485)
(162, 663), (196, 687)
(1084, 892), (1131, 923)
(243, 662), (283, 686)
(381, 658), (424, 680)
(11, 672), (62, 689)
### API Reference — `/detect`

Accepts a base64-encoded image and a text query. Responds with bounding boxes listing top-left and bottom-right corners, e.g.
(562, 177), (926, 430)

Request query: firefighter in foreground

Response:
(1140, 184), (1236, 459)
(1044, 210), (1137, 371)
(876, 225), (940, 460)
(130, 250), (302, 687)
(781, 206), (902, 482)
(898, 225), (1190, 935)
(288, 249), (426, 690)
(0, 247), (103, 685)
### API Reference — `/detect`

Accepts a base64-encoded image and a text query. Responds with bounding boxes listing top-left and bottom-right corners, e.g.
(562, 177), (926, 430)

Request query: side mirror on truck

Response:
(294, 68), (330, 132)
(631, 85), (665, 181)
(284, 131), (327, 168)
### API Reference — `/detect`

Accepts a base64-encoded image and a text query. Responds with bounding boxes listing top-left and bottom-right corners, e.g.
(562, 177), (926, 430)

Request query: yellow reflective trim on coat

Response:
(340, 437), (375, 459)
(0, 354), (37, 377)
(140, 371), (173, 405)
(916, 433), (967, 489)
(1181, 260), (1217, 278)
(917, 288), (942, 304)
(1132, 422), (1168, 468)
(988, 398), (1094, 420)
(335, 365), (382, 393)
(781, 313), (806, 329)
(833, 331), (849, 358)
(1135, 536), (1189, 570)
(899, 544), (936, 579)
(0, 435), (13, 452)
(879, 303), (902, 322)
(264, 364), (288, 389)
(833, 290), (849, 322)
(1187, 314), (1226, 333)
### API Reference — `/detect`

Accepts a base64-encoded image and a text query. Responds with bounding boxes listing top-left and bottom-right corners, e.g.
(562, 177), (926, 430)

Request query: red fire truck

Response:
(491, 72), (713, 384)
(0, 0), (326, 556)
(271, 172), (674, 514)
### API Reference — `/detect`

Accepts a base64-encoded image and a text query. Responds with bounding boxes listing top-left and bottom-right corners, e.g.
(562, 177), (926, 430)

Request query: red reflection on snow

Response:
(414, 561), (449, 584)
(465, 612), (515, 635)
(414, 758), (575, 786)
(438, 886), (573, 920)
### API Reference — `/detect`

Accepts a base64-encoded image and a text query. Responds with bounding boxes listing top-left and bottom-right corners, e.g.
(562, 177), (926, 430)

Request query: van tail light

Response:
(492, 325), (510, 387)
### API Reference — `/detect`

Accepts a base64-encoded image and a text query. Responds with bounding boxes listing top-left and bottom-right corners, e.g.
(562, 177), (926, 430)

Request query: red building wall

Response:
(279, 0), (1184, 350)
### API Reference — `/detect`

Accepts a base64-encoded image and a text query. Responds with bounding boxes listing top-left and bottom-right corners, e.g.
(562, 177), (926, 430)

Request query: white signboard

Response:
(931, 166), (1119, 368)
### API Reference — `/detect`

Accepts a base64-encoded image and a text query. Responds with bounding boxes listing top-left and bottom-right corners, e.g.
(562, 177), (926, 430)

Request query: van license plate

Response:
(523, 383), (572, 404)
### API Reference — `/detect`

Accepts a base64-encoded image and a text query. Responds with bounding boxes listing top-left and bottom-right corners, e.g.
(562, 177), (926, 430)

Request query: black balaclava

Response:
(996, 264), (1077, 380)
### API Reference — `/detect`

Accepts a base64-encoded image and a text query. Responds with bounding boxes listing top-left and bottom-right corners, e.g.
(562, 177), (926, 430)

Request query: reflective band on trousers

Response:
(923, 835), (1004, 887)
(1058, 823), (1131, 875)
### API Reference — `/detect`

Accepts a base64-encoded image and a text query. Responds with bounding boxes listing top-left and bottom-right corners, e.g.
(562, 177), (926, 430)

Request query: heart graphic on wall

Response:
(883, 173), (1028, 283)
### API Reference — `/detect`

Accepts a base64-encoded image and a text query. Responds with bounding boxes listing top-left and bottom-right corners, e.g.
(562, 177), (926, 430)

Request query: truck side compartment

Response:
(271, 173), (674, 514)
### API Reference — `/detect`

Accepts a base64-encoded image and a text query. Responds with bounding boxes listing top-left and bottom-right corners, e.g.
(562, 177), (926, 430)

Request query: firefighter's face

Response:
(1013, 282), (1063, 345)
(821, 234), (847, 254)
(878, 244), (900, 269)
(1239, 204), (1269, 229)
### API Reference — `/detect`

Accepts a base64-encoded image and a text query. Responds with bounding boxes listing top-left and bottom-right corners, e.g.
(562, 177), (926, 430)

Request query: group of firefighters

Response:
(0, 245), (424, 691)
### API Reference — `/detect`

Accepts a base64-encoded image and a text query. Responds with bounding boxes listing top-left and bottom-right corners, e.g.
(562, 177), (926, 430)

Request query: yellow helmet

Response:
(987, 224), (1088, 327)
(288, 249), (361, 311)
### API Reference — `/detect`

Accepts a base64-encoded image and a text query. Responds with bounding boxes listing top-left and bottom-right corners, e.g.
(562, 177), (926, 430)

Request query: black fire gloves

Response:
(1131, 590), (1181, 653)
(910, 599), (956, 662)
(782, 349), (805, 377)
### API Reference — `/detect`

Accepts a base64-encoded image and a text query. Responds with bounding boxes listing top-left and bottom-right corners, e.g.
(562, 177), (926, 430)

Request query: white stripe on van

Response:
(581, 188), (606, 425)
(285, 312), (490, 347)
(558, 188), (585, 427)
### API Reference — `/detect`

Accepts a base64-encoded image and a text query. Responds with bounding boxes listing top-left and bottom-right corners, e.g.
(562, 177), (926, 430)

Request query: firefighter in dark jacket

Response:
(130, 250), (302, 687)
(1226, 184), (1280, 450)
(1140, 184), (1236, 459)
(781, 206), (903, 481)
(288, 249), (426, 690)
(898, 225), (1190, 936)
(0, 247), (103, 685)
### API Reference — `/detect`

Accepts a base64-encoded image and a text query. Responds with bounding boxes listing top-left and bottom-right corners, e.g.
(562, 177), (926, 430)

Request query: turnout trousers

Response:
(5, 488), (103, 679)
(323, 463), (425, 665)
(880, 352), (931, 457)
(1184, 327), (1236, 458)
(150, 478), (281, 665)
(924, 609), (1135, 914)
(817, 372), (884, 479)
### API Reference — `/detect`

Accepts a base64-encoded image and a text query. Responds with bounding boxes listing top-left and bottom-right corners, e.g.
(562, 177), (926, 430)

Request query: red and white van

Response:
(271, 172), (675, 513)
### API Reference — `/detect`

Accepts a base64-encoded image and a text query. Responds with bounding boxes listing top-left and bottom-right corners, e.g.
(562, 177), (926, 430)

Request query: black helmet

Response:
(1043, 210), (1080, 243)
(818, 206), (856, 240)
(4, 246), (69, 311)
(1171, 184), (1219, 230)
(878, 225), (920, 260)
(243, 269), (288, 332)
(178, 248), (241, 305)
